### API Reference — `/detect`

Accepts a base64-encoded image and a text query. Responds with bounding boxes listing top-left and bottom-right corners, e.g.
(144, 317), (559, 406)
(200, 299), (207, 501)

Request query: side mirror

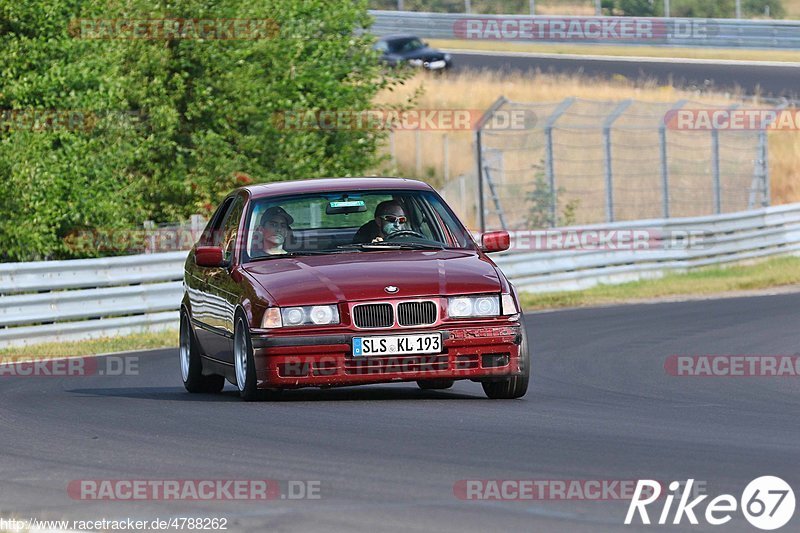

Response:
(195, 246), (225, 267)
(481, 231), (510, 253)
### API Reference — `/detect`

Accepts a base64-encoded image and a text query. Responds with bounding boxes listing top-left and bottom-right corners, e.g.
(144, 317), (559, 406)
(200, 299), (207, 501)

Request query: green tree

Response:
(0, 0), (406, 261)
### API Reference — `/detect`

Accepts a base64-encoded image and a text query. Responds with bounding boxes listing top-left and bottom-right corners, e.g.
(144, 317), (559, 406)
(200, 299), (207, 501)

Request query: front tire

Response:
(233, 315), (261, 401)
(482, 324), (530, 399)
(180, 312), (224, 393)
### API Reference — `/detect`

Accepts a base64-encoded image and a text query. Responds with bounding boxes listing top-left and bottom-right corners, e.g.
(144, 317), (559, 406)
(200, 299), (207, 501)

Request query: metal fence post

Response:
(760, 129), (770, 207)
(602, 100), (633, 223)
(476, 129), (485, 233)
(711, 122), (721, 215)
(660, 100), (686, 219)
(711, 104), (738, 214)
(474, 97), (508, 234)
(389, 130), (396, 167)
(465, 0), (471, 14)
(190, 214), (205, 242)
(443, 133), (450, 181)
(415, 129), (422, 177)
(545, 97), (575, 227)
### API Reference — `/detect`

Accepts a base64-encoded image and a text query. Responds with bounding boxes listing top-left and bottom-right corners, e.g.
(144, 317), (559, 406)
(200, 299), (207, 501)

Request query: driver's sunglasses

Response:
(380, 215), (407, 224)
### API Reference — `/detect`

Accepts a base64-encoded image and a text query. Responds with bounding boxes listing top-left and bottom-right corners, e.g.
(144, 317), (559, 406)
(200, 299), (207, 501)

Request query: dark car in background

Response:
(374, 34), (452, 71)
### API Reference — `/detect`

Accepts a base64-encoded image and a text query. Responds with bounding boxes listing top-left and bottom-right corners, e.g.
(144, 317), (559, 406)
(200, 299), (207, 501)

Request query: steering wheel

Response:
(386, 229), (425, 240)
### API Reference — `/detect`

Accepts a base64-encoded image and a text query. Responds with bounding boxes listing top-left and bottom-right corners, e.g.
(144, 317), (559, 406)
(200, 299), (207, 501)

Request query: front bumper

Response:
(252, 324), (523, 388)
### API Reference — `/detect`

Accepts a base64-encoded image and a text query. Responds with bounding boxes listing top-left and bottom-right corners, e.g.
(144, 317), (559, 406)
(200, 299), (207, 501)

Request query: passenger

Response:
(257, 206), (293, 255)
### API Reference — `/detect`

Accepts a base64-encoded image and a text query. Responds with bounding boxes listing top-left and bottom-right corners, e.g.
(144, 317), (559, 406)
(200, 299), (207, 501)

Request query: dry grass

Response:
(373, 71), (800, 226)
(536, 0), (596, 16)
(769, 129), (800, 204)
(0, 329), (177, 359)
(786, 0), (800, 17)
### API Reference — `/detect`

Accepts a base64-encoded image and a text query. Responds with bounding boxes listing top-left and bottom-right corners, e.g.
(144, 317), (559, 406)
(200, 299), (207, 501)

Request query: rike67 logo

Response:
(626, 477), (795, 530)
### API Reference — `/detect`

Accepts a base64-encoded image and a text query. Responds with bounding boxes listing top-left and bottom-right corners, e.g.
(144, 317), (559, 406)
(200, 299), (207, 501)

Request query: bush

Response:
(0, 0), (406, 261)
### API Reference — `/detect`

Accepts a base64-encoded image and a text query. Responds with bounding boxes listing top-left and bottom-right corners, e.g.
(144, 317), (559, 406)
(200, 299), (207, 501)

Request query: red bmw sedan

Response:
(180, 177), (529, 401)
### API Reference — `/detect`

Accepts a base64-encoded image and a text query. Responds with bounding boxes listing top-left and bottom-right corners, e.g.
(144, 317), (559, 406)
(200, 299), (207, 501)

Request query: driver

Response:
(352, 200), (407, 244)
(256, 206), (293, 255)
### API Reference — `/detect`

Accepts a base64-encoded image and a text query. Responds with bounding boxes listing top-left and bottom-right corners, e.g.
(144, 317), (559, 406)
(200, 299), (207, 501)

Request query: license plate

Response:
(352, 333), (442, 357)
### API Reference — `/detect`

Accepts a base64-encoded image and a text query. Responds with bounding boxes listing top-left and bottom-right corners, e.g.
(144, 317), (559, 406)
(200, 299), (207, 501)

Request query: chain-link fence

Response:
(475, 97), (773, 232)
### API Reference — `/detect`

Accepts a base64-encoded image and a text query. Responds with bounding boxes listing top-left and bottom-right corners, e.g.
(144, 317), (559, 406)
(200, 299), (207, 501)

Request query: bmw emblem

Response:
(384, 285), (399, 294)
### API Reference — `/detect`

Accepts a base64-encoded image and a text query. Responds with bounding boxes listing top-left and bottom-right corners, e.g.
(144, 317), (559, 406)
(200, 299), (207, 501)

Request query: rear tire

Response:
(417, 379), (454, 390)
(482, 324), (530, 400)
(180, 312), (224, 393)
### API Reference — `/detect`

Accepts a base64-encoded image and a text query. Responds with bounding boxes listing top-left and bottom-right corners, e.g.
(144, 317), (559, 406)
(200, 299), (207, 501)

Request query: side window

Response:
(219, 196), (245, 262)
(430, 196), (472, 248)
(405, 197), (436, 241)
(200, 198), (233, 247)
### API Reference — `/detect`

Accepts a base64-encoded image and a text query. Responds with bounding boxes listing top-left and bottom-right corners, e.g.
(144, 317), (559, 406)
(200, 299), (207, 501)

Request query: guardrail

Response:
(0, 252), (187, 348)
(369, 10), (800, 49)
(2, 203), (800, 348)
(493, 203), (800, 293)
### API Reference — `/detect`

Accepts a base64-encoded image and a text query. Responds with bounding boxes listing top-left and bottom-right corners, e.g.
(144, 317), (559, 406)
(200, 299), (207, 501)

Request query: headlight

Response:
(444, 53), (452, 61)
(280, 305), (339, 327)
(447, 295), (500, 318)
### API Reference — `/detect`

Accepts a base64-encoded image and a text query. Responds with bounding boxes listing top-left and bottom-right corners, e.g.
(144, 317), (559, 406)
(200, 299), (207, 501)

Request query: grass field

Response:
(0, 329), (177, 360)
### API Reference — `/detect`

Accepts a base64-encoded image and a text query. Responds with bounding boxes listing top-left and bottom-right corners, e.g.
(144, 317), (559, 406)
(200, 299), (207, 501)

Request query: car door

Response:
(202, 194), (246, 364)
(188, 197), (233, 349)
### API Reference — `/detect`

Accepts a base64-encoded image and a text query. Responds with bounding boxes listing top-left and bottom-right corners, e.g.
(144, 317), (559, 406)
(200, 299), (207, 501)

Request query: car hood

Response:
(242, 249), (501, 306)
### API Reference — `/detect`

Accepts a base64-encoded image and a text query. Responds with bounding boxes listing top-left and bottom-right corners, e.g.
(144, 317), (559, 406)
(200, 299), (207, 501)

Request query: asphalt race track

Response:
(450, 51), (800, 99)
(2, 293), (799, 532)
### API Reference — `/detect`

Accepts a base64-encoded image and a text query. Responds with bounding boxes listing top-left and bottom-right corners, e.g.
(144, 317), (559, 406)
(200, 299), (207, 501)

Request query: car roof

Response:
(378, 34), (420, 42)
(242, 177), (433, 199)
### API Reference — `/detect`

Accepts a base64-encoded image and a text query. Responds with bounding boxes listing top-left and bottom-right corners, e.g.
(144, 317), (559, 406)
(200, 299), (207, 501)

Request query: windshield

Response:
(388, 38), (425, 53)
(241, 189), (475, 262)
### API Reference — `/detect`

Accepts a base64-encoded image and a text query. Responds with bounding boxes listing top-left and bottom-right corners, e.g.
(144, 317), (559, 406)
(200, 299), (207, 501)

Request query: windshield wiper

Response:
(337, 242), (444, 251)
(247, 251), (331, 262)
